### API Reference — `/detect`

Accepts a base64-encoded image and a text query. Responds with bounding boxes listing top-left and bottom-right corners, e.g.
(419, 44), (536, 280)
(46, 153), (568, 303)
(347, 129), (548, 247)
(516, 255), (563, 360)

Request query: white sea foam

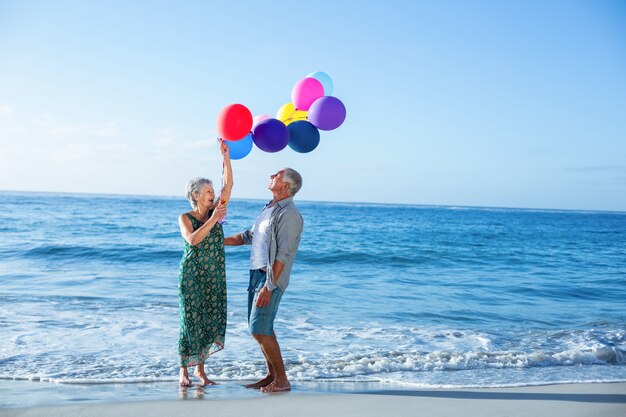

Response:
(1, 285), (624, 388)
(1, 311), (624, 386)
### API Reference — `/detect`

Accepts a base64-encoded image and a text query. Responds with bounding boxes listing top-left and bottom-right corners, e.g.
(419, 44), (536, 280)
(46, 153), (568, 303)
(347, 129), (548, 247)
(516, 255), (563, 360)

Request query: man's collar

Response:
(267, 196), (294, 209)
(276, 196), (294, 207)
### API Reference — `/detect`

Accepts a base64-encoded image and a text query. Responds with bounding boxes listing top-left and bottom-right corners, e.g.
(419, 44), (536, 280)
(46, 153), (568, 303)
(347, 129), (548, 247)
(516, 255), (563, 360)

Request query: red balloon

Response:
(216, 104), (253, 141)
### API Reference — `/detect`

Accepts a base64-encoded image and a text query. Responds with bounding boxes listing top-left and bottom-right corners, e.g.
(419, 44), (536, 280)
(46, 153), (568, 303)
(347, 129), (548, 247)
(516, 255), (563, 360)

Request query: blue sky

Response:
(1, 0), (625, 210)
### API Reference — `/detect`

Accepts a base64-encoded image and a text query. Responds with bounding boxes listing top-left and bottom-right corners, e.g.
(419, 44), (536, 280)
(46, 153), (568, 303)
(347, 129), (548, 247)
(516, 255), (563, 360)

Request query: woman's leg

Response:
(193, 362), (216, 386)
(179, 366), (191, 386)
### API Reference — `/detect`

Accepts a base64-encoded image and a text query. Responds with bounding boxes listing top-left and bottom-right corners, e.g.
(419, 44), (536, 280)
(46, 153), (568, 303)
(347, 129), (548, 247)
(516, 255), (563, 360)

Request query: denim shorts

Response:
(248, 269), (283, 335)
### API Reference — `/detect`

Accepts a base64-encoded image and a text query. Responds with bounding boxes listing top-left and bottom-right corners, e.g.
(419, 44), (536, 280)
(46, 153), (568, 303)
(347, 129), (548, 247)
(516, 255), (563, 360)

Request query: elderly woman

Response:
(177, 139), (232, 386)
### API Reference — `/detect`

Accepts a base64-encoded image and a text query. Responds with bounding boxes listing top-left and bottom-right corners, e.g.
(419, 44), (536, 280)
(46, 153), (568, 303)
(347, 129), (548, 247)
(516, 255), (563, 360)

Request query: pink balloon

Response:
(291, 77), (324, 111)
(253, 114), (271, 129)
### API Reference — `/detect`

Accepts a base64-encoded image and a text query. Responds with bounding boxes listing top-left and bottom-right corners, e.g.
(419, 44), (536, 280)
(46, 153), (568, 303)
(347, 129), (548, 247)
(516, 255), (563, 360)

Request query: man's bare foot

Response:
(179, 369), (192, 387)
(244, 375), (274, 389)
(193, 370), (216, 386)
(260, 380), (291, 393)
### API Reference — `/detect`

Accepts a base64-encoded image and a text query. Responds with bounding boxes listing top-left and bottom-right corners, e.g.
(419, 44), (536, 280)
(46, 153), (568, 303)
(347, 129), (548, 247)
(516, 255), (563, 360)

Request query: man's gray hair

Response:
(185, 177), (213, 209)
(283, 168), (302, 196)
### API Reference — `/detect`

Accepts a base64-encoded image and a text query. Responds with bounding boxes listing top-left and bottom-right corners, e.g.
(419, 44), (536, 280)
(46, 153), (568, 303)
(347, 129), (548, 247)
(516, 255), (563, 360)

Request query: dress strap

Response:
(185, 213), (204, 232)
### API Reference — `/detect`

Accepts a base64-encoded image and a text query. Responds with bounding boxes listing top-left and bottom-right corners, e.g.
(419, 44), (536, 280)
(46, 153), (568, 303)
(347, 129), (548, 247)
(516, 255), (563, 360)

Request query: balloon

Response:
(252, 114), (271, 129)
(252, 118), (290, 153)
(291, 77), (324, 111)
(307, 71), (333, 96)
(276, 102), (307, 126)
(308, 96), (346, 131)
(216, 103), (253, 141)
(225, 133), (253, 160)
(288, 121), (320, 153)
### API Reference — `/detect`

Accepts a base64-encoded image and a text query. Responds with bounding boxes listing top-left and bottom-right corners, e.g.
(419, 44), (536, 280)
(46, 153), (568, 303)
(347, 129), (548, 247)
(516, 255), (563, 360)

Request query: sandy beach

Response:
(1, 382), (625, 417)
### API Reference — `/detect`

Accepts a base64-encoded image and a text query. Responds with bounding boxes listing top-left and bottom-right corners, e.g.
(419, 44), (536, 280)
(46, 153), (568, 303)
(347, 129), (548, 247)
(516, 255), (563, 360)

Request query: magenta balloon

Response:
(291, 77), (324, 111)
(252, 118), (290, 153)
(308, 96), (347, 131)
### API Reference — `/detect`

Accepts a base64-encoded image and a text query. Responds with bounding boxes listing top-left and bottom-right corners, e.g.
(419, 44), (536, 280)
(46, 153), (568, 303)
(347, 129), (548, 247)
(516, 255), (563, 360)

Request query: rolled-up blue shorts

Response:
(248, 269), (283, 335)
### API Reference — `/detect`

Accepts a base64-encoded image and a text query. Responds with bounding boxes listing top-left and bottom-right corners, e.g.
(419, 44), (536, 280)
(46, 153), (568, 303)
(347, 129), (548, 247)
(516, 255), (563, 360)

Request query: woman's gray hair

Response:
(185, 177), (213, 209)
(283, 168), (302, 196)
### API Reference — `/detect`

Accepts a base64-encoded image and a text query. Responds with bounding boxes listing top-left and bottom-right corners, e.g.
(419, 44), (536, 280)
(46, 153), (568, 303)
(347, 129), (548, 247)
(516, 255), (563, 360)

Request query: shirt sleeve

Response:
(274, 210), (303, 264)
(241, 229), (253, 245)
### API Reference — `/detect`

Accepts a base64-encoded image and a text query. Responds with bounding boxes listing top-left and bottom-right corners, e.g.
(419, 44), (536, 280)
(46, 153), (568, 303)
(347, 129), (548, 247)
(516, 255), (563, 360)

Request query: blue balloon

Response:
(288, 121), (320, 153)
(307, 71), (333, 96)
(225, 134), (253, 160)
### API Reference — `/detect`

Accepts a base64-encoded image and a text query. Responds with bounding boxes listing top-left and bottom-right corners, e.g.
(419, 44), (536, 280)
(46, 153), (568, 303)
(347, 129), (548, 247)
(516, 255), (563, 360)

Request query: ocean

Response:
(1, 191), (625, 400)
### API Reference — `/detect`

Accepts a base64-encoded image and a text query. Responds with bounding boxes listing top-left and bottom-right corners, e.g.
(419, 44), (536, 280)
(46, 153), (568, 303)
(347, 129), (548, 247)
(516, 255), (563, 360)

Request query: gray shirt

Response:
(242, 197), (303, 292)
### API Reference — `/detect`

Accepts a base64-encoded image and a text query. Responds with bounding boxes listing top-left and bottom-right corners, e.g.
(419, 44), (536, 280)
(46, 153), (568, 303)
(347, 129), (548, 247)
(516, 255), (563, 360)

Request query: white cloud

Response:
(153, 128), (180, 147)
(35, 113), (85, 137)
(183, 139), (216, 149)
(185, 128), (219, 149)
(51, 143), (92, 162)
(202, 129), (218, 138)
(99, 143), (134, 154)
(51, 142), (137, 162)
(34, 113), (55, 128)
(152, 128), (218, 150)
(49, 124), (86, 136)
(27, 114), (121, 140)
(9, 127), (31, 135)
(92, 122), (119, 138)
(0, 105), (14, 117)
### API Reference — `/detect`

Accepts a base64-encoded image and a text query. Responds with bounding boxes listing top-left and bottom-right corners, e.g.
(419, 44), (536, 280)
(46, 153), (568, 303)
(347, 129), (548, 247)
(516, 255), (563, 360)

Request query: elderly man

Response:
(224, 168), (304, 393)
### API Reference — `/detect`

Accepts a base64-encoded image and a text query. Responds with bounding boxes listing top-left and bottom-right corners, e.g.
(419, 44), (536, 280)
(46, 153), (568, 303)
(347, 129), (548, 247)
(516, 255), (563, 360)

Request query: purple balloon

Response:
(252, 118), (290, 153)
(308, 96), (346, 131)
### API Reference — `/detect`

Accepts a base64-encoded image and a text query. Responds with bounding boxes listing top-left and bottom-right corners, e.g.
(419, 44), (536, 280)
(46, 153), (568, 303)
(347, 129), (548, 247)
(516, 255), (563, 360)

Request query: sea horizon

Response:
(2, 188), (624, 215)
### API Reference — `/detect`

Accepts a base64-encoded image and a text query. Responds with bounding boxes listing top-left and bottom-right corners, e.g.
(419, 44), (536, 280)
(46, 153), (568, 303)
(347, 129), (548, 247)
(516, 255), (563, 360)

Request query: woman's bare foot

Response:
(179, 368), (192, 387)
(244, 375), (274, 389)
(193, 369), (217, 386)
(260, 380), (291, 393)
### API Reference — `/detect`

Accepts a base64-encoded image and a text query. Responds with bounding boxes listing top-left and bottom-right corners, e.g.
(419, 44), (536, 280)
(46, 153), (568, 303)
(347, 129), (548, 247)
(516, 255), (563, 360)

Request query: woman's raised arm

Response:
(218, 139), (233, 204)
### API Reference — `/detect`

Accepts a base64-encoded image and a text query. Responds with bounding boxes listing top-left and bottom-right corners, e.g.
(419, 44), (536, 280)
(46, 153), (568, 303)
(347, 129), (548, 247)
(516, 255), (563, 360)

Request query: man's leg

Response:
(248, 282), (288, 392)
(253, 332), (290, 392)
(244, 344), (276, 389)
(245, 269), (276, 388)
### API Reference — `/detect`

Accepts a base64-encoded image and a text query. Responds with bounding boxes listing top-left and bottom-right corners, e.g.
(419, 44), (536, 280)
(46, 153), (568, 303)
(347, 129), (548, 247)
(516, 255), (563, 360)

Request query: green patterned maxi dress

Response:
(178, 212), (227, 367)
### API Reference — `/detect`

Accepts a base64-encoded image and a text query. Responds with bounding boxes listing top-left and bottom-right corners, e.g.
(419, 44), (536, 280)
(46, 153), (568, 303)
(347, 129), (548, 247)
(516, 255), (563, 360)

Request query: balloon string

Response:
(218, 141), (227, 224)
(285, 108), (308, 124)
(221, 157), (225, 196)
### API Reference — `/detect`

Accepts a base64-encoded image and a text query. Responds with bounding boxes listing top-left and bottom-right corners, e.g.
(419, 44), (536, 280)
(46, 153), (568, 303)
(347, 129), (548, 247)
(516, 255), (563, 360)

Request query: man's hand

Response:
(256, 286), (271, 307)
